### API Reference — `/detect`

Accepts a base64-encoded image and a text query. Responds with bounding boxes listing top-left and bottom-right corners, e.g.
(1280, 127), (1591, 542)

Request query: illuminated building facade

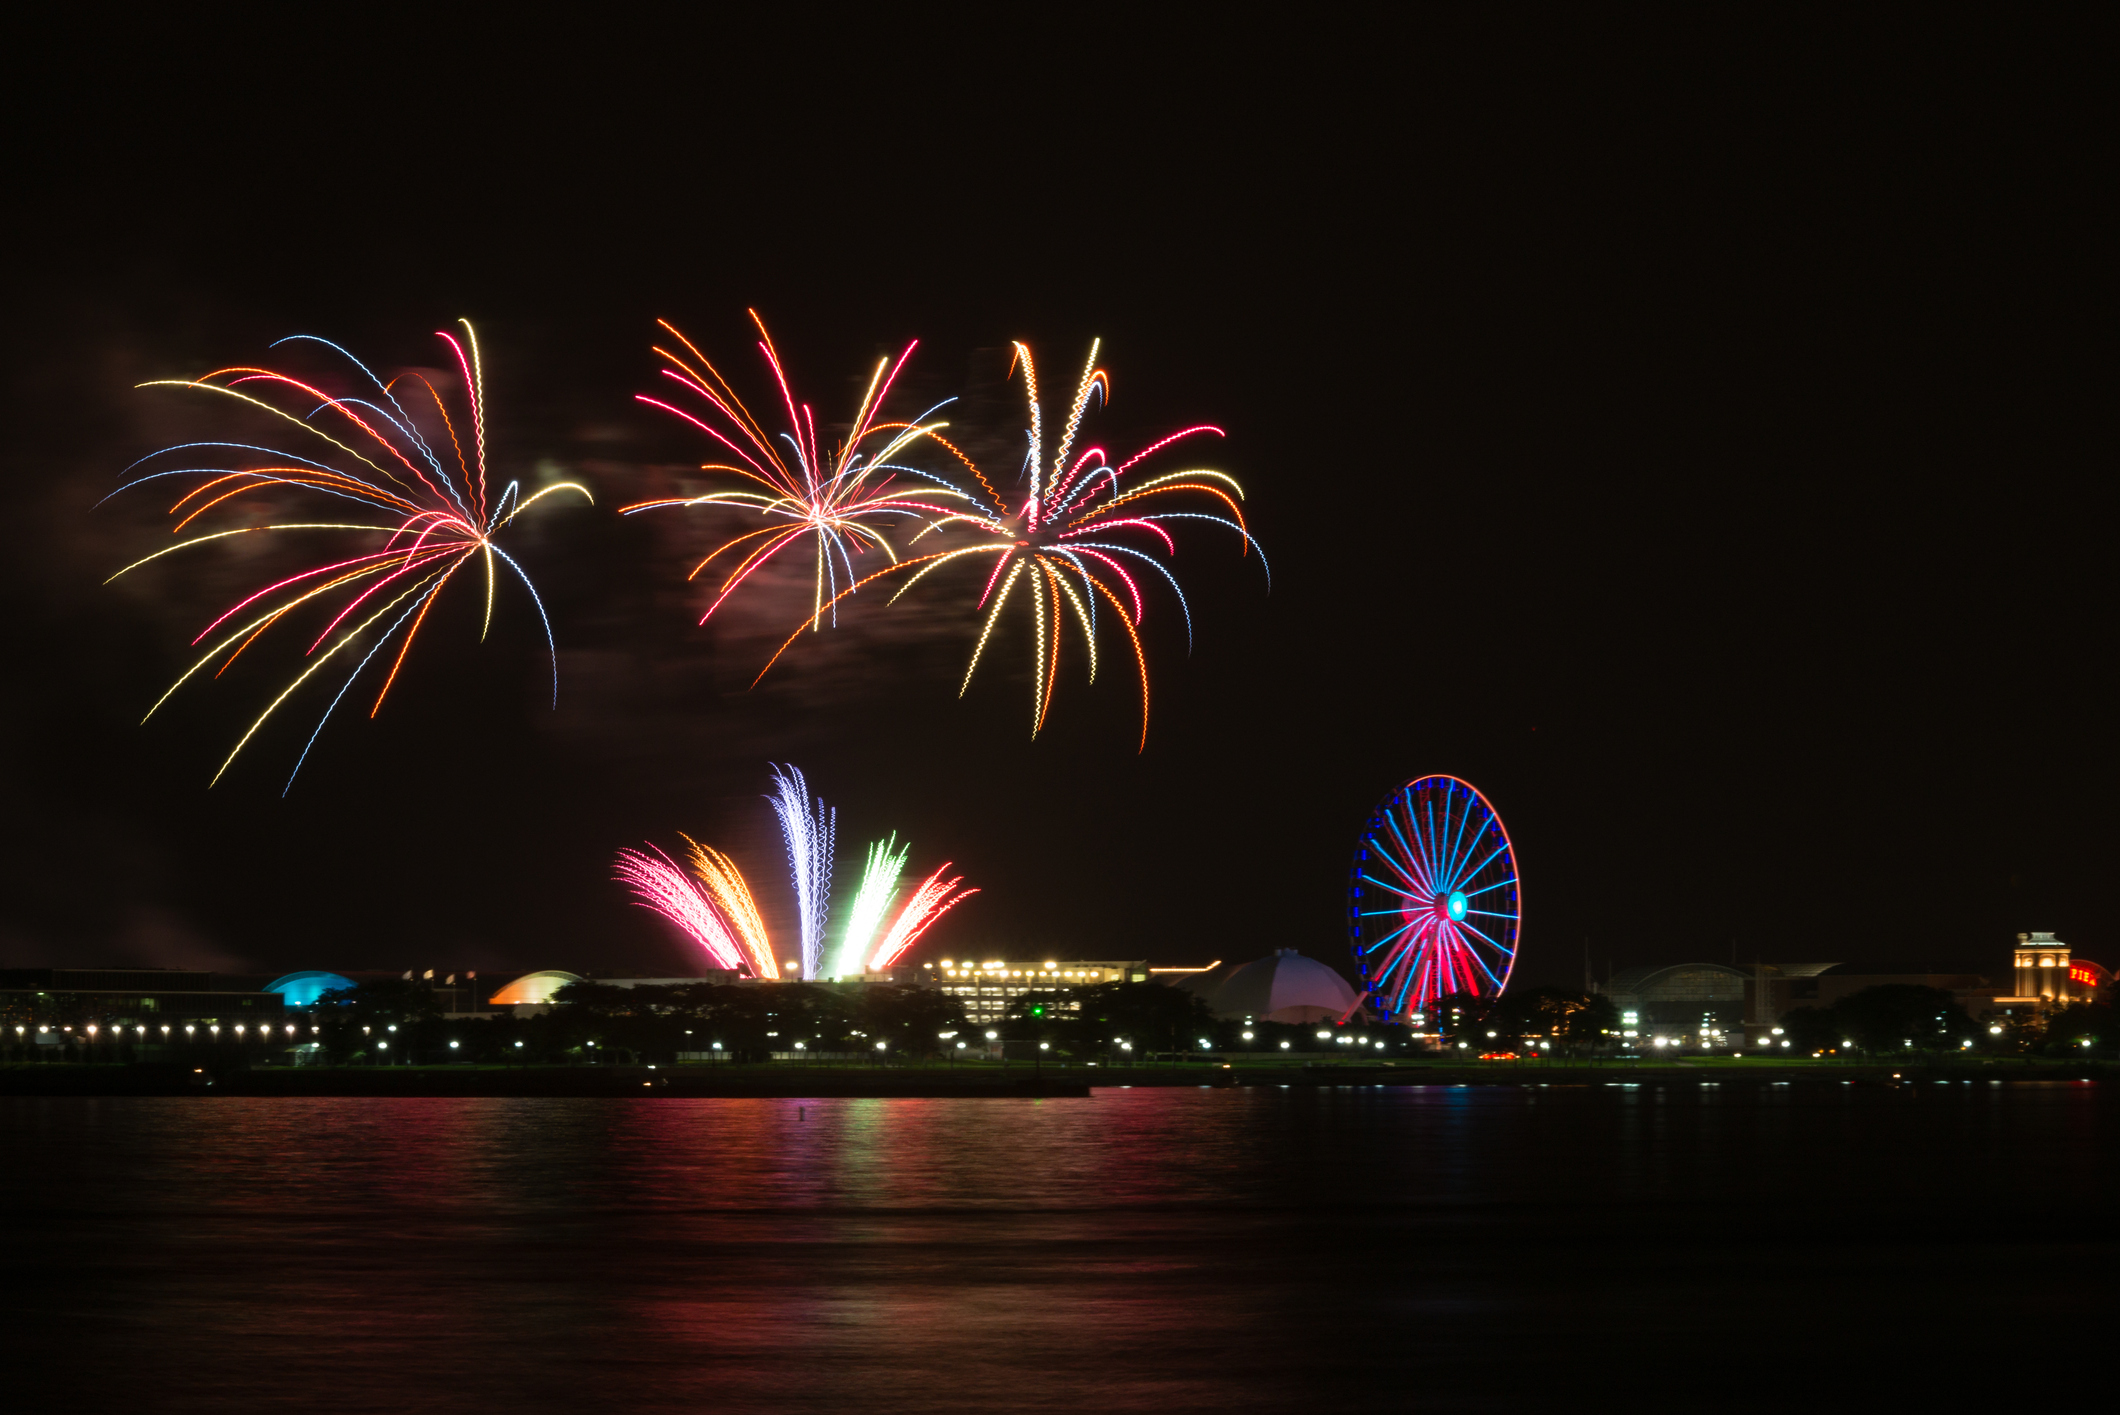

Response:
(0, 968), (289, 1055)
(911, 958), (1149, 1024)
(1598, 962), (1749, 1046)
(2010, 932), (2108, 1004)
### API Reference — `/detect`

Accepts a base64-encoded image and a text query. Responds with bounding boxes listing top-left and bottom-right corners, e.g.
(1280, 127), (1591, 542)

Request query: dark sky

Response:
(2, 12), (2107, 988)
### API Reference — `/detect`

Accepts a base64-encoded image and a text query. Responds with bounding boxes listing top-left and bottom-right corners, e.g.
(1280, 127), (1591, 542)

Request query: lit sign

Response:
(2070, 965), (2100, 987)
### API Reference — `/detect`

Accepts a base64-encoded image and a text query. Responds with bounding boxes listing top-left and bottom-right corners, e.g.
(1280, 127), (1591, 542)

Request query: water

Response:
(3, 1082), (2111, 1412)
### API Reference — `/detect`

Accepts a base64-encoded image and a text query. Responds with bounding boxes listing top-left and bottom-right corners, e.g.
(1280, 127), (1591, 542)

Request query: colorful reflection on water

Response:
(2, 1083), (2110, 1412)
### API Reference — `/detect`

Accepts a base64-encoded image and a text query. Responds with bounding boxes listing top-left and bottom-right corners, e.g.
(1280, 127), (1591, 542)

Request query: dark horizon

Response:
(3, 13), (2107, 994)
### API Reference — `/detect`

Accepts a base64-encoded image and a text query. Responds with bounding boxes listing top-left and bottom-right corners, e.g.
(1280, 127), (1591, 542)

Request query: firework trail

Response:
(613, 846), (750, 972)
(614, 833), (782, 979)
(768, 763), (835, 980)
(105, 322), (590, 788)
(622, 312), (973, 629)
(681, 834), (779, 980)
(830, 833), (910, 978)
(868, 862), (979, 973)
(752, 340), (1265, 749)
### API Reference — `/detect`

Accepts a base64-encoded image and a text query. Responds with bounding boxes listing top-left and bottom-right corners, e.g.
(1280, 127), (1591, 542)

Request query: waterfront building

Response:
(0, 968), (287, 1028)
(1598, 962), (1750, 1045)
(0, 968), (289, 1055)
(488, 970), (586, 1013)
(2008, 932), (2108, 1005)
(909, 958), (1150, 1024)
(263, 971), (357, 1007)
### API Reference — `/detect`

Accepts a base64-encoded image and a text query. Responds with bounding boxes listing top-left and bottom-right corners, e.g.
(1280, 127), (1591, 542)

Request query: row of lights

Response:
(936, 961), (1109, 980)
(16, 1022), (313, 1039)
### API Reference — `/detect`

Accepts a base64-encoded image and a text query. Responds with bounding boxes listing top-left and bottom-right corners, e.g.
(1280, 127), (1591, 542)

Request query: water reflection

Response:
(3, 1084), (2109, 1411)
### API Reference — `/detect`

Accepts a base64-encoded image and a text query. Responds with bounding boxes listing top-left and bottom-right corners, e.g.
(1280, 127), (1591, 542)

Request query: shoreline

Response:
(1, 1059), (2107, 1098)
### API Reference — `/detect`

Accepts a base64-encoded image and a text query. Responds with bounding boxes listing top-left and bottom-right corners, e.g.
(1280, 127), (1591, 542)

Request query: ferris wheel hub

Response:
(1444, 890), (1469, 922)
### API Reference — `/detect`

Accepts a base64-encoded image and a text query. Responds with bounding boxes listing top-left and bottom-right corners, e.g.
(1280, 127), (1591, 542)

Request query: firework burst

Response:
(105, 322), (590, 787)
(681, 834), (779, 980)
(613, 845), (751, 974)
(753, 340), (1265, 748)
(616, 767), (974, 981)
(622, 312), (973, 629)
(830, 833), (910, 979)
(768, 763), (835, 980)
(867, 862), (979, 973)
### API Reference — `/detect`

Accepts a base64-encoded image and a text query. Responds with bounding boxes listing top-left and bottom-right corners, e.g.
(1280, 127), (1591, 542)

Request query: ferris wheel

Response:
(1347, 774), (1521, 1020)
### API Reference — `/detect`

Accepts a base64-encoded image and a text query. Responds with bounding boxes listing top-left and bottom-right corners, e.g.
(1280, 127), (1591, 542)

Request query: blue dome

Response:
(264, 971), (357, 1008)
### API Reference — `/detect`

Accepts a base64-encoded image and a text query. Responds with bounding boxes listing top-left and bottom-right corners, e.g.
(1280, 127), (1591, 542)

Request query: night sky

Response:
(3, 13), (2106, 988)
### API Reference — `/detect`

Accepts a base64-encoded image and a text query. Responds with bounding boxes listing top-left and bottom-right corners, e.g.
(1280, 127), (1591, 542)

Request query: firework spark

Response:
(105, 323), (590, 787)
(682, 835), (780, 980)
(868, 862), (979, 973)
(768, 763), (835, 980)
(613, 846), (750, 973)
(830, 833), (910, 979)
(622, 312), (973, 629)
(753, 340), (1265, 748)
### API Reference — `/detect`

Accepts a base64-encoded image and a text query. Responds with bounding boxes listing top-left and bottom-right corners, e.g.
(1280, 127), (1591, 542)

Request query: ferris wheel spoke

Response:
(1383, 814), (1436, 893)
(1357, 915), (1420, 955)
(1420, 797), (1446, 892)
(1449, 927), (1501, 990)
(1440, 793), (1474, 891)
(1454, 920), (1514, 978)
(1441, 808), (1495, 890)
(1441, 823), (1493, 892)
(1389, 964), (1419, 1014)
(1460, 876), (1517, 899)
(1465, 908), (1518, 921)
(1368, 845), (1427, 896)
(1373, 935), (1415, 980)
(1357, 872), (1425, 902)
(1447, 837), (1507, 892)
(1455, 917), (1507, 950)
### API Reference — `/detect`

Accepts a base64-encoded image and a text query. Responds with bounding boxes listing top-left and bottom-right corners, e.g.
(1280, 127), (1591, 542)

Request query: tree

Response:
(312, 979), (443, 1063)
(2037, 1000), (2116, 1057)
(854, 985), (968, 1058)
(1484, 987), (1617, 1055)
(1006, 982), (1217, 1056)
(1777, 1005), (1840, 1055)
(1830, 985), (1976, 1055)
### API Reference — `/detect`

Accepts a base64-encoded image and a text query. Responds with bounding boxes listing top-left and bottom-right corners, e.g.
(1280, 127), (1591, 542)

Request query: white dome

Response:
(1210, 951), (1359, 1023)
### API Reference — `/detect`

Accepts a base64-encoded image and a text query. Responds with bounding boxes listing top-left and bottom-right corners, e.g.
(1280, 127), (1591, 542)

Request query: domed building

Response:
(1200, 949), (1360, 1024)
(487, 970), (585, 1009)
(263, 971), (357, 1008)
